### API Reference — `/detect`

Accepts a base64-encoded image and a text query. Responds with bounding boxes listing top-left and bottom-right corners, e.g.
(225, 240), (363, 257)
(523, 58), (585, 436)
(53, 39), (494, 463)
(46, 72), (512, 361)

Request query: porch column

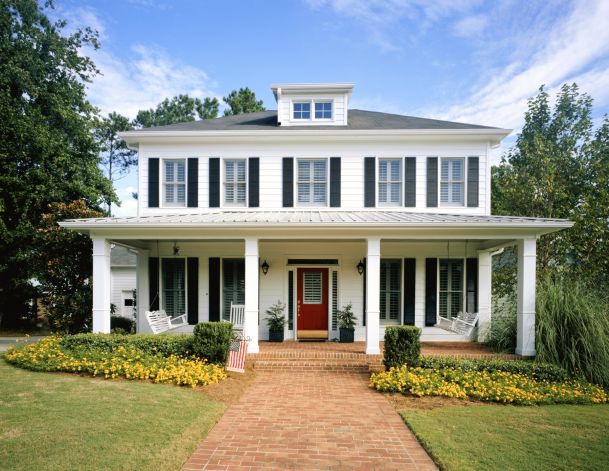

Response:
(92, 236), (111, 333)
(516, 238), (536, 356)
(477, 250), (492, 342)
(365, 238), (381, 355)
(244, 237), (260, 353)
(136, 248), (150, 334)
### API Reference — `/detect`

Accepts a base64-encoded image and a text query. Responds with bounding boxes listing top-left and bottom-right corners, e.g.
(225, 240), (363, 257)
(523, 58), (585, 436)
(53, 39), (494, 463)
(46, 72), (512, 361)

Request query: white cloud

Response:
(452, 14), (488, 38)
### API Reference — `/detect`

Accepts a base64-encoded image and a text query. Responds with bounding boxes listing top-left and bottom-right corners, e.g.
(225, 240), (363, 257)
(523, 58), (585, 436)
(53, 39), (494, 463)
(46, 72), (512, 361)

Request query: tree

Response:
(94, 112), (137, 214)
(0, 1), (115, 327)
(223, 87), (265, 116)
(134, 94), (219, 128)
(36, 201), (103, 333)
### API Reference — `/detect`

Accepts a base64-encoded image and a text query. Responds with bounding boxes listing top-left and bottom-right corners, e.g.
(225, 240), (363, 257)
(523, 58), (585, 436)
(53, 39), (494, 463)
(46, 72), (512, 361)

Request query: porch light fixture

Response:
(261, 260), (270, 275)
(357, 259), (365, 275)
(172, 241), (180, 256)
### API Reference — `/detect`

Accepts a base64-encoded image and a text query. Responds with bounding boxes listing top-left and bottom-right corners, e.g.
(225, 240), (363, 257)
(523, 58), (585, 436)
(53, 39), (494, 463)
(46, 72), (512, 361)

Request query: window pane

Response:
(380, 260), (401, 324)
(226, 184), (234, 202)
(379, 160), (388, 181)
(165, 161), (174, 182)
(236, 183), (246, 202)
(390, 183), (400, 203)
(379, 183), (388, 202)
(293, 102), (311, 119)
(440, 182), (449, 203)
(439, 260), (464, 319)
(441, 160), (449, 181)
(222, 259), (245, 321)
(452, 182), (463, 204)
(390, 160), (400, 181)
(177, 183), (185, 203)
(237, 160), (246, 181)
(298, 183), (310, 203)
(225, 161), (234, 182)
(298, 160), (310, 181)
(166, 184), (174, 202)
(303, 272), (322, 304)
(315, 102), (332, 119)
(162, 259), (185, 318)
(451, 159), (463, 180)
(313, 183), (326, 203)
(313, 160), (326, 181)
(176, 161), (185, 182)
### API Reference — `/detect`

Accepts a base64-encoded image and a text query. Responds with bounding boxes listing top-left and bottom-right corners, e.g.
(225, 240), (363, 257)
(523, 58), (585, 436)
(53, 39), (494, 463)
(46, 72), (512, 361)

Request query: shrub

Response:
(370, 365), (607, 405)
(536, 274), (609, 388)
(192, 322), (233, 364)
(384, 326), (421, 369)
(4, 337), (226, 388)
(110, 316), (135, 334)
(418, 357), (570, 383)
(265, 301), (286, 332)
(337, 303), (357, 329)
(486, 293), (517, 352)
(60, 333), (193, 357)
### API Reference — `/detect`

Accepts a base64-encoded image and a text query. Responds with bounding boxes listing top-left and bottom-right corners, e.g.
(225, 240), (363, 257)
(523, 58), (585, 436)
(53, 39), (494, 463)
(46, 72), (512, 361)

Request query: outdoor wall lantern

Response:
(261, 260), (270, 275)
(357, 259), (365, 275)
(172, 241), (180, 256)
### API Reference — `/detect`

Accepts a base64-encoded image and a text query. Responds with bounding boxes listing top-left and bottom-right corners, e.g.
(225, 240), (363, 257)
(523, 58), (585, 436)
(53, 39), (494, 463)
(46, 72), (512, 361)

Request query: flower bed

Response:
(370, 363), (607, 405)
(4, 336), (227, 388)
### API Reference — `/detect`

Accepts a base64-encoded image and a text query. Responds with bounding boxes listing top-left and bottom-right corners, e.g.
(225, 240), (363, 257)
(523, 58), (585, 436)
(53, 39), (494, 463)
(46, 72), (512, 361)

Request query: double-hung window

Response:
(440, 158), (464, 205)
(379, 159), (402, 205)
(439, 259), (463, 319)
(163, 159), (186, 206)
(162, 258), (186, 319)
(297, 159), (327, 205)
(380, 259), (401, 324)
(224, 159), (246, 206)
(293, 102), (311, 120)
(222, 259), (245, 321)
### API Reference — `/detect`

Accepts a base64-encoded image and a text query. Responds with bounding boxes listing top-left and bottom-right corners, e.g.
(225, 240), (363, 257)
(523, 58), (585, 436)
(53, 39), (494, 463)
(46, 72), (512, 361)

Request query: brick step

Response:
(252, 359), (379, 373)
(248, 352), (383, 361)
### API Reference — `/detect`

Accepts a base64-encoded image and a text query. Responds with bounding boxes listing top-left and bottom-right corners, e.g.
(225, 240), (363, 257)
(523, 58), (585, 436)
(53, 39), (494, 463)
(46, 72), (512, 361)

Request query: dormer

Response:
(271, 83), (354, 127)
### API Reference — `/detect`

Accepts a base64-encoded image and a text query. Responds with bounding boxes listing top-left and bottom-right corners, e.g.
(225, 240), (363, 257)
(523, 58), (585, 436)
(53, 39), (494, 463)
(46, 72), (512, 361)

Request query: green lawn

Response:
(0, 359), (226, 471)
(401, 404), (609, 471)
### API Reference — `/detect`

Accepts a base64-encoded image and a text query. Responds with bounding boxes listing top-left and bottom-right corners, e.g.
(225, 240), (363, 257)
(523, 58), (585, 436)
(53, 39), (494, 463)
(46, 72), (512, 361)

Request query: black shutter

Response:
(282, 157), (294, 207)
(148, 158), (159, 208)
(426, 157), (438, 207)
(404, 157), (416, 207)
(330, 157), (341, 207)
(187, 158), (198, 207)
(467, 156), (479, 207)
(364, 157), (375, 207)
(149, 257), (159, 311)
(403, 258), (416, 325)
(425, 258), (437, 326)
(248, 157), (259, 207)
(208, 257), (221, 321)
(466, 258), (478, 312)
(187, 258), (199, 325)
(209, 158), (220, 208)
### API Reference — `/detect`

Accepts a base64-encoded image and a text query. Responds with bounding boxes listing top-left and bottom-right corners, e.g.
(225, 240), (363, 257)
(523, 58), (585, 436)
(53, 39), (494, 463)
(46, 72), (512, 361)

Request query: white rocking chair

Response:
(145, 310), (188, 334)
(226, 303), (245, 339)
(437, 311), (479, 337)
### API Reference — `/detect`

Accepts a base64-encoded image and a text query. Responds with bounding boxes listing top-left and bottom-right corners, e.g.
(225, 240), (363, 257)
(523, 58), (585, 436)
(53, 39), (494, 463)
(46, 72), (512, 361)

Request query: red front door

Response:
(297, 268), (329, 340)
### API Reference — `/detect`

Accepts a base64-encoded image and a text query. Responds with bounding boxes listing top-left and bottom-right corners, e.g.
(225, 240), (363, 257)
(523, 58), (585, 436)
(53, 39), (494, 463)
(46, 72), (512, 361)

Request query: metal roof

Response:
(126, 109), (500, 132)
(62, 210), (572, 229)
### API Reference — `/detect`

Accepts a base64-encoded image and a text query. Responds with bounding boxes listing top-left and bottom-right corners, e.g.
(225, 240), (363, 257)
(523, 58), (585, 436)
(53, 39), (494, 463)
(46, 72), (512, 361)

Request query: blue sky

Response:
(56, 0), (609, 216)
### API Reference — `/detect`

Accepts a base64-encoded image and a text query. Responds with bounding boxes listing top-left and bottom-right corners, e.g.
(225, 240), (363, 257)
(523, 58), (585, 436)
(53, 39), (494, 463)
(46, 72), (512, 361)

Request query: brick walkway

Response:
(182, 372), (437, 470)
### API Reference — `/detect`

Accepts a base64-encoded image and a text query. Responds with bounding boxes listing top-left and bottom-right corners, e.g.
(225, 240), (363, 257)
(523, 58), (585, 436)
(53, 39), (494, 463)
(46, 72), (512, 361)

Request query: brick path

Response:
(182, 371), (436, 471)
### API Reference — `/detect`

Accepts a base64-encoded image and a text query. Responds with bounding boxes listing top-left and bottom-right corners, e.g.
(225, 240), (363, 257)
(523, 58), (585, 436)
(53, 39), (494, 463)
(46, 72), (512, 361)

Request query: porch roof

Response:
(62, 210), (572, 234)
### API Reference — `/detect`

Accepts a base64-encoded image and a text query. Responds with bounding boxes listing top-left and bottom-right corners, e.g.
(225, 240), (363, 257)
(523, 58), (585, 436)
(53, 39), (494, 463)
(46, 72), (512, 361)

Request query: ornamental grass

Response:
(370, 365), (608, 405)
(4, 336), (227, 388)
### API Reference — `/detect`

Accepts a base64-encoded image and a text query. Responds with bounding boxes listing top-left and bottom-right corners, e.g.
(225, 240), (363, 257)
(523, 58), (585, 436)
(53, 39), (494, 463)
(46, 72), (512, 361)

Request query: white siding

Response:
(138, 140), (491, 216)
(110, 267), (136, 317)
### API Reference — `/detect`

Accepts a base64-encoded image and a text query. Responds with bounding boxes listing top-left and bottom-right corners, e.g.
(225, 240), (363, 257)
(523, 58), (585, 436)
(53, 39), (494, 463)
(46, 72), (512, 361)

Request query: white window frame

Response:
(439, 157), (466, 207)
(160, 257), (187, 320)
(223, 159), (247, 207)
(296, 158), (328, 206)
(162, 158), (187, 208)
(291, 99), (334, 122)
(437, 258), (465, 320)
(378, 158), (402, 206)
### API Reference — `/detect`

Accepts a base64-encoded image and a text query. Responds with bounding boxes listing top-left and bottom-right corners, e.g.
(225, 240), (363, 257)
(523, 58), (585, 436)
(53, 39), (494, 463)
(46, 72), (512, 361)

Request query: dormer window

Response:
(315, 102), (332, 119)
(293, 102), (311, 120)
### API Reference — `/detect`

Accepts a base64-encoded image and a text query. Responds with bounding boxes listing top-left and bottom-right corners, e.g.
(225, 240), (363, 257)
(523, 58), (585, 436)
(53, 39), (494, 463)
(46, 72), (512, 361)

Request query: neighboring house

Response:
(110, 245), (136, 319)
(61, 83), (572, 356)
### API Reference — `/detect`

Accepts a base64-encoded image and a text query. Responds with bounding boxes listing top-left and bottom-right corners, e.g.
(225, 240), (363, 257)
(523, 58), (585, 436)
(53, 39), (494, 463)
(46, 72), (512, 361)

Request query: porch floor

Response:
(248, 341), (520, 373)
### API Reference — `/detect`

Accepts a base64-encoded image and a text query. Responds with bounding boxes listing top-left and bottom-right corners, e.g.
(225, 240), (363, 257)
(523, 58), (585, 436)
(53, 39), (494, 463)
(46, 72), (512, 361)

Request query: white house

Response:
(61, 83), (572, 356)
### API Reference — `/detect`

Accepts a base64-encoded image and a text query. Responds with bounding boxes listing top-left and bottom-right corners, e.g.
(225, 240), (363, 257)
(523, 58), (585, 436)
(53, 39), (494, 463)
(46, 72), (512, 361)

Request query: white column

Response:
(92, 237), (111, 333)
(365, 238), (381, 354)
(136, 249), (150, 334)
(477, 250), (492, 342)
(516, 238), (536, 356)
(244, 237), (260, 353)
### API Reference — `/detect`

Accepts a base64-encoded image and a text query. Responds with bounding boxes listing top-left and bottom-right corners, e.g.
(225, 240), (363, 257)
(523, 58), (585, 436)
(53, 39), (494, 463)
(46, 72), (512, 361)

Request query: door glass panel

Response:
(303, 272), (322, 304)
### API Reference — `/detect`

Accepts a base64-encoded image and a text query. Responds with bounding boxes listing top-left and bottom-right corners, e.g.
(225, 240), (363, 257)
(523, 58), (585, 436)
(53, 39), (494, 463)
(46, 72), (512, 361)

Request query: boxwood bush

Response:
(384, 326), (421, 369)
(110, 316), (135, 334)
(60, 333), (194, 357)
(192, 322), (233, 365)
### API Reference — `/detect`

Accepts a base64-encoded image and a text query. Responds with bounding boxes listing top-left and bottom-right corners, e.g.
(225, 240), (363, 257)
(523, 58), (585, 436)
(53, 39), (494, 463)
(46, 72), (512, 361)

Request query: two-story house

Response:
(62, 83), (571, 356)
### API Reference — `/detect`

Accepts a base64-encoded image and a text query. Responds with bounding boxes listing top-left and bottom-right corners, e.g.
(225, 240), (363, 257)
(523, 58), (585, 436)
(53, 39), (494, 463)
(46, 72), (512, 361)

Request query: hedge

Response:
(60, 333), (194, 358)
(384, 326), (421, 369)
(192, 322), (233, 365)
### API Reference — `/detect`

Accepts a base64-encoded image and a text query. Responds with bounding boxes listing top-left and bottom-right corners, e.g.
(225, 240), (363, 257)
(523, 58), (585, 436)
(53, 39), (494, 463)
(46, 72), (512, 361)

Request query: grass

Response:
(0, 359), (226, 471)
(401, 404), (609, 471)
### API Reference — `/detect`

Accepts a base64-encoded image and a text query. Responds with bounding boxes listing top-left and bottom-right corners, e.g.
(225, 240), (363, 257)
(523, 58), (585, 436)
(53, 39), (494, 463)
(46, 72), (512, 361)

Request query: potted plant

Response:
(337, 303), (357, 343)
(266, 300), (286, 342)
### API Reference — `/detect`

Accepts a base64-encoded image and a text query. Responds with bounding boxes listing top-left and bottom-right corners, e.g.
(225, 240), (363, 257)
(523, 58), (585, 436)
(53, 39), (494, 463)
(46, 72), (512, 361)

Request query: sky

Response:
(55, 0), (609, 216)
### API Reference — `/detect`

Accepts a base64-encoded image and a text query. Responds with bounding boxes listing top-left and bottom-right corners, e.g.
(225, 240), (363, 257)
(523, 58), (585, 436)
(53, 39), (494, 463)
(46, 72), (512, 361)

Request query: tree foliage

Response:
(134, 94), (219, 128)
(0, 0), (115, 326)
(492, 84), (609, 289)
(36, 201), (102, 333)
(223, 87), (265, 116)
